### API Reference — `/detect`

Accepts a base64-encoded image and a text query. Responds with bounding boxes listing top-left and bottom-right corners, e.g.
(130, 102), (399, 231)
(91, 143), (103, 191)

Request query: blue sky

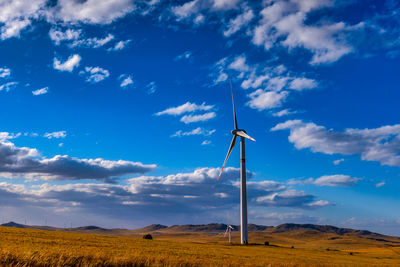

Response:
(0, 0), (400, 235)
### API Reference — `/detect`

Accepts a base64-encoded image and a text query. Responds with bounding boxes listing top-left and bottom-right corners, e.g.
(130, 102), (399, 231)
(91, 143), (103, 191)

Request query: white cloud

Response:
(214, 192), (227, 198)
(120, 75), (134, 88)
(171, 0), (240, 20)
(279, 17), (353, 65)
(194, 14), (205, 25)
(110, 39), (131, 51)
(212, 0), (240, 11)
(0, 132), (20, 142)
(256, 189), (332, 208)
(171, 0), (239, 25)
(333, 158), (344, 165)
(171, 0), (200, 20)
(308, 175), (362, 187)
(168, 0), (365, 65)
(180, 112), (216, 124)
(50, 28), (117, 49)
(0, 81), (18, 92)
(228, 55), (249, 72)
(0, 67), (11, 78)
(49, 28), (81, 45)
(174, 51), (192, 61)
(271, 120), (400, 167)
(156, 102), (214, 116)
(201, 140), (211, 146)
(241, 72), (270, 89)
(212, 56), (318, 113)
(44, 131), (67, 139)
(32, 87), (49, 96)
(172, 127), (215, 137)
(251, 0), (355, 64)
(210, 57), (229, 85)
(266, 76), (289, 91)
(247, 90), (288, 110)
(0, 140), (156, 182)
(1, 18), (31, 40)
(245, 180), (286, 193)
(81, 66), (110, 83)
(272, 109), (297, 117)
(53, 54), (81, 72)
(146, 81), (157, 94)
(308, 200), (332, 208)
(0, 166), (331, 227)
(375, 181), (385, 188)
(48, 0), (135, 24)
(224, 7), (254, 37)
(128, 168), (250, 197)
(289, 77), (318, 91)
(71, 34), (114, 48)
(0, 0), (163, 44)
(24, 132), (39, 137)
(0, 0), (46, 40)
(215, 72), (228, 84)
(156, 102), (216, 125)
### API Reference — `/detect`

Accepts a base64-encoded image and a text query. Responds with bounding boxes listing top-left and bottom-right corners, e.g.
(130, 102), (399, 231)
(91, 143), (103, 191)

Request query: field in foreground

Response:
(0, 226), (399, 266)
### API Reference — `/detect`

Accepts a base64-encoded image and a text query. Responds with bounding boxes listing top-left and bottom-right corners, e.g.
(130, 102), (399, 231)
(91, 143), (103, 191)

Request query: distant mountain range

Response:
(272, 223), (379, 236)
(0, 222), (114, 233)
(1, 221), (399, 241)
(141, 223), (269, 233)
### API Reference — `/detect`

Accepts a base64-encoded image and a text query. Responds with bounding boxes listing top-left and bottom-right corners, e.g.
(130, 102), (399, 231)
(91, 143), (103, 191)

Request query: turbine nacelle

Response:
(231, 129), (245, 135)
(231, 129), (256, 142)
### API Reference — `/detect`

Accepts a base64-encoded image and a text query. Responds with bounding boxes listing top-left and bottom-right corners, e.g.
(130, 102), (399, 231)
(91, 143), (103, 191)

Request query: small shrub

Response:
(264, 241), (269, 246)
(349, 252), (353, 255)
(291, 246), (294, 249)
(142, 234), (153, 240)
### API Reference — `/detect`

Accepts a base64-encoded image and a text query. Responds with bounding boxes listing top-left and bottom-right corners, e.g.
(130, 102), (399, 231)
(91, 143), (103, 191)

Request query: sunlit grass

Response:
(0, 226), (399, 266)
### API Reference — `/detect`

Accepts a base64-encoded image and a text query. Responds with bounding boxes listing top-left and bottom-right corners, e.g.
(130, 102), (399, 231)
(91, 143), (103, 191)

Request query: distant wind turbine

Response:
(224, 224), (234, 243)
(217, 79), (256, 244)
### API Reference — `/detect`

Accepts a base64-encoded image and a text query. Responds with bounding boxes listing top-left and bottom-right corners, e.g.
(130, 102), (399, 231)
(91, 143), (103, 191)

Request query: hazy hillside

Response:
(272, 223), (377, 235)
(149, 223), (270, 233)
(1, 221), (61, 231)
(133, 224), (168, 232)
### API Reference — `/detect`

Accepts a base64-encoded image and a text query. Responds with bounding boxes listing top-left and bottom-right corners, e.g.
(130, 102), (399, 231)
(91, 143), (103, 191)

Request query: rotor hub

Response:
(231, 129), (246, 135)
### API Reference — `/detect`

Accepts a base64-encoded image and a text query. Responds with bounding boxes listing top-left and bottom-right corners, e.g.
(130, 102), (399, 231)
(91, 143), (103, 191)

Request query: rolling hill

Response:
(2, 221), (398, 242)
(0, 223), (399, 266)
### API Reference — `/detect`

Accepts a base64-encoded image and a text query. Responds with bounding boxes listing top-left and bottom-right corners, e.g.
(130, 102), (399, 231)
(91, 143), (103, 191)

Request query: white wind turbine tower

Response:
(217, 79), (256, 245)
(224, 224), (234, 243)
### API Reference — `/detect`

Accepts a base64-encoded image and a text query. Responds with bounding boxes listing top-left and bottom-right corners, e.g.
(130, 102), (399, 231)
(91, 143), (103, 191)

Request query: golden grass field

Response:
(0, 226), (399, 266)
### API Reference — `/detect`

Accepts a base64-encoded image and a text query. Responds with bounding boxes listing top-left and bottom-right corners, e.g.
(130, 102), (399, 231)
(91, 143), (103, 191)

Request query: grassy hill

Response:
(0, 223), (399, 266)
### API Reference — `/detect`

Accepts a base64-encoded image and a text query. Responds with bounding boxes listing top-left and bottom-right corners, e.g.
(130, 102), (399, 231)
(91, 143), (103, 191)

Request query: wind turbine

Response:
(217, 79), (255, 244)
(224, 224), (234, 243)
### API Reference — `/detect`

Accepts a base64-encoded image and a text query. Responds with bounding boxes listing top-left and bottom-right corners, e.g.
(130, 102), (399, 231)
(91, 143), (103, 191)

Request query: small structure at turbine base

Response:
(142, 234), (153, 240)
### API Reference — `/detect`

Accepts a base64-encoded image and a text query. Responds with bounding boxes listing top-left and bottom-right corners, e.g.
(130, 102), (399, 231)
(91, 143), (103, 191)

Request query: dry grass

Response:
(0, 226), (399, 266)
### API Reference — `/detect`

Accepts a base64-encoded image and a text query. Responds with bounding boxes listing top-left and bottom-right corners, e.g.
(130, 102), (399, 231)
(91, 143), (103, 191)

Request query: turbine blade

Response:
(217, 135), (237, 181)
(236, 131), (256, 142)
(224, 227), (229, 237)
(229, 78), (238, 130)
